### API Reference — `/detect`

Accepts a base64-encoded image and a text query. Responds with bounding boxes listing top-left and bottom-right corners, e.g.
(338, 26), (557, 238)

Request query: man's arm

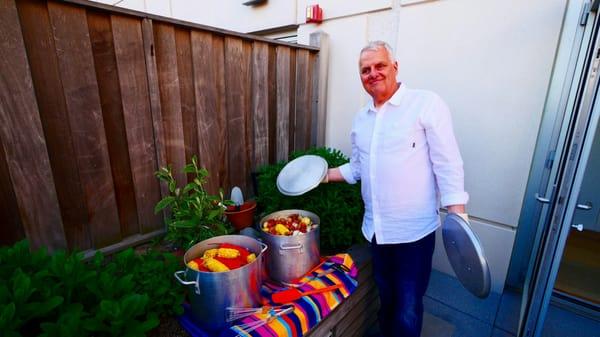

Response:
(322, 167), (346, 183)
(424, 95), (469, 214)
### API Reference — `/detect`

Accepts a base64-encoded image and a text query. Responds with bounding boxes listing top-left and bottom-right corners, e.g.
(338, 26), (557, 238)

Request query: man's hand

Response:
(447, 204), (469, 222)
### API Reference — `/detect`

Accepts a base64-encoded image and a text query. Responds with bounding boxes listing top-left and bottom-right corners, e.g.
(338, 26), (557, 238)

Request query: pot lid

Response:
(442, 213), (491, 298)
(276, 155), (328, 196)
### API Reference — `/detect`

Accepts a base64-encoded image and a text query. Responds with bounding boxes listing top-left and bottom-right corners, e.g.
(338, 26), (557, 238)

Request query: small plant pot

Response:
(225, 200), (257, 231)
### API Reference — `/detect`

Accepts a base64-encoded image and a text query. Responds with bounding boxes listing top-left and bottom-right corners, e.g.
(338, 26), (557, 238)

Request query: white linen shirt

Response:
(339, 84), (469, 244)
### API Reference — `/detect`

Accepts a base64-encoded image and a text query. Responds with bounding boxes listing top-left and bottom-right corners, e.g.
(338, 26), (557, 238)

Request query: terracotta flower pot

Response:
(225, 200), (257, 231)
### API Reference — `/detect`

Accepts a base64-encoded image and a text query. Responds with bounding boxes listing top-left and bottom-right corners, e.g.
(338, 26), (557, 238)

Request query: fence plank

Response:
(175, 28), (198, 169)
(112, 15), (162, 234)
(294, 49), (312, 151)
(88, 10), (139, 238)
(0, 136), (24, 245)
(275, 46), (291, 162)
(267, 45), (277, 164)
(154, 23), (186, 184)
(251, 42), (269, 172)
(225, 37), (252, 196)
(0, 0), (65, 250)
(48, 1), (121, 248)
(191, 31), (227, 194)
(16, 0), (90, 250)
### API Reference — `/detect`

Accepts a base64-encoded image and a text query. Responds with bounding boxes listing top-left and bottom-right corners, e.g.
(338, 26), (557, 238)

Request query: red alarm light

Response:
(306, 4), (323, 24)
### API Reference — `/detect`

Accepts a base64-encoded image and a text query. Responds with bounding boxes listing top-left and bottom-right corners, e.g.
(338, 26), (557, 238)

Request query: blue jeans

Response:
(370, 231), (436, 337)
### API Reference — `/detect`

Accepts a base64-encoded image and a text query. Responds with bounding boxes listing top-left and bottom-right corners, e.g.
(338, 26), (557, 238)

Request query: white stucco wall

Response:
(90, 0), (569, 292)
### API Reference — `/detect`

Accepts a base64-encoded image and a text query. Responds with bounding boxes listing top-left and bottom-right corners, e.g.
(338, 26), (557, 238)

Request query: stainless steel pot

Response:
(259, 209), (320, 283)
(173, 235), (267, 331)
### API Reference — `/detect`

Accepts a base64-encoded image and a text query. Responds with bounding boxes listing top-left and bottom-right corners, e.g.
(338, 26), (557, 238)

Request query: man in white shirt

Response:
(324, 41), (468, 337)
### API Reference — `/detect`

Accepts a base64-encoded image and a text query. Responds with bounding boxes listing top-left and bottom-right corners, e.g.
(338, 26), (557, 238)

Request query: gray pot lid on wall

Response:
(442, 213), (491, 298)
(276, 155), (328, 196)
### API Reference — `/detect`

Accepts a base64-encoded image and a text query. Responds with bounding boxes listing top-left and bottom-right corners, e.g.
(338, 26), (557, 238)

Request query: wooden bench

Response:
(306, 244), (379, 337)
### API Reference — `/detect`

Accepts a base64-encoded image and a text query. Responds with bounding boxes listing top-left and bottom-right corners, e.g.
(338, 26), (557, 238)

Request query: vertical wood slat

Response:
(47, 1), (121, 248)
(0, 0), (65, 251)
(141, 18), (169, 226)
(225, 37), (251, 196)
(112, 16), (162, 234)
(191, 31), (227, 194)
(310, 31), (329, 147)
(288, 49), (297, 155)
(175, 28), (198, 169)
(267, 45), (278, 164)
(251, 42), (269, 171)
(0, 136), (24, 245)
(275, 46), (291, 162)
(88, 10), (139, 238)
(154, 23), (185, 184)
(294, 49), (312, 152)
(16, 0), (90, 250)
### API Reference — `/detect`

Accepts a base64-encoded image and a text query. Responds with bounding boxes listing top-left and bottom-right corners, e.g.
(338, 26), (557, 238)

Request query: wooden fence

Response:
(0, 0), (324, 253)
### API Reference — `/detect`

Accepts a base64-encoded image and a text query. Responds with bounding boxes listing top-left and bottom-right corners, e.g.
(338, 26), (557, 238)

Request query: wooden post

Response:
(309, 31), (329, 147)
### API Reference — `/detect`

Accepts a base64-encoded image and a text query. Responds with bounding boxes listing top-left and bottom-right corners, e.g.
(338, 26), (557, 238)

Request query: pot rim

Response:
(258, 209), (320, 238)
(183, 234), (266, 274)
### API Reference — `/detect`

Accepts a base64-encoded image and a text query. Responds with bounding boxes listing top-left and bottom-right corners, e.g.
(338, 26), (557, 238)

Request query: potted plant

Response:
(154, 156), (232, 251)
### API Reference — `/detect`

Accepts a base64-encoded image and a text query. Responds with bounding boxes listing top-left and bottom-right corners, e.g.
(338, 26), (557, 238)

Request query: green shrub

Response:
(256, 147), (365, 252)
(0, 241), (185, 337)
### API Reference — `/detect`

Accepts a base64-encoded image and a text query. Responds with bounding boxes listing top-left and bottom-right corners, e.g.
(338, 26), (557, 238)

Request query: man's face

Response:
(359, 47), (399, 103)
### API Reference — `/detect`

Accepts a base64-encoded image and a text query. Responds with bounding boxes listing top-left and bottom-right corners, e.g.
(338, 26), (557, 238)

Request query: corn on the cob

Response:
(247, 253), (256, 263)
(203, 248), (218, 258)
(300, 216), (311, 225)
(204, 257), (230, 272)
(217, 248), (240, 258)
(186, 260), (200, 271)
(275, 224), (290, 235)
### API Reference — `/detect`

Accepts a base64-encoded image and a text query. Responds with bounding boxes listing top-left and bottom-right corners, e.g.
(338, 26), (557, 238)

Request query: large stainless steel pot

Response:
(174, 235), (267, 331)
(259, 209), (320, 283)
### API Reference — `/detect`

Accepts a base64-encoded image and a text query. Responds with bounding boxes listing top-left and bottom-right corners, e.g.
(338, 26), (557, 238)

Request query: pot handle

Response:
(259, 241), (268, 254)
(174, 271), (201, 295)
(279, 243), (303, 253)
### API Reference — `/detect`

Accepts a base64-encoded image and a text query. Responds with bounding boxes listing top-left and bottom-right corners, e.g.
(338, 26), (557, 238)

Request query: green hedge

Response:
(256, 147), (365, 252)
(0, 241), (184, 337)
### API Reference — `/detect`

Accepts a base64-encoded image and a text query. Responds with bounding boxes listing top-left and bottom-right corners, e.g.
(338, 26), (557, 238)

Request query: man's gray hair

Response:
(360, 41), (395, 62)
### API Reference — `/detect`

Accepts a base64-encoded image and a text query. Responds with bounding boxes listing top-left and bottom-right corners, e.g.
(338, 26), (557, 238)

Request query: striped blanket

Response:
(178, 254), (358, 337)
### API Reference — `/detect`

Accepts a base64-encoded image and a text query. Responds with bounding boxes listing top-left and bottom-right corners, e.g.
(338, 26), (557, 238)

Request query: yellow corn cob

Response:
(247, 253), (256, 263)
(217, 248), (240, 258)
(204, 257), (230, 272)
(186, 260), (200, 271)
(203, 248), (218, 258)
(300, 216), (311, 225)
(275, 224), (290, 235)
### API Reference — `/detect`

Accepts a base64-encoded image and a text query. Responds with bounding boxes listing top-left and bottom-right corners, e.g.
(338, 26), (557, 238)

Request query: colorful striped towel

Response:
(220, 253), (358, 337)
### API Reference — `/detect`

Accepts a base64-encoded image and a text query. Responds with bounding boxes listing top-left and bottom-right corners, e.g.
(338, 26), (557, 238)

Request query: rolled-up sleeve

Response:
(423, 95), (469, 207)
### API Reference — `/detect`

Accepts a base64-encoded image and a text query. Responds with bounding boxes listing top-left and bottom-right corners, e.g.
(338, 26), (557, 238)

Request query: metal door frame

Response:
(518, 2), (600, 335)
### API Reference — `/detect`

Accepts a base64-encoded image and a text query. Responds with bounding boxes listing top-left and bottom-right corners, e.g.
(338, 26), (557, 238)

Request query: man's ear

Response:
(393, 61), (399, 72)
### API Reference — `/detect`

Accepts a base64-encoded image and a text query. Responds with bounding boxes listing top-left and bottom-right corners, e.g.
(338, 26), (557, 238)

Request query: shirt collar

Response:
(367, 82), (406, 114)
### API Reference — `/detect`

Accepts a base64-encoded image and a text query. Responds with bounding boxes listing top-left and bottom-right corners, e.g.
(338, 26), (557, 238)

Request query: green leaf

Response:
(0, 303), (16, 328)
(154, 196), (175, 213)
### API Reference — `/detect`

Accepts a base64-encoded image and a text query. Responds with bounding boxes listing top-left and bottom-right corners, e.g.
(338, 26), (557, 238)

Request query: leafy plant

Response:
(0, 241), (185, 337)
(256, 147), (365, 252)
(155, 156), (232, 250)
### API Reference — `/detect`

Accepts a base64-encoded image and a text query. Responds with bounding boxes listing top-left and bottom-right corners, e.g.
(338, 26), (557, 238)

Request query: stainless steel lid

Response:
(276, 155), (328, 196)
(442, 213), (491, 298)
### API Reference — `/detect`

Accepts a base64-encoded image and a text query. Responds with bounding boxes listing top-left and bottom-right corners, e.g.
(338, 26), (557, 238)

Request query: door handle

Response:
(576, 202), (592, 210)
(535, 193), (550, 204)
(571, 224), (584, 231)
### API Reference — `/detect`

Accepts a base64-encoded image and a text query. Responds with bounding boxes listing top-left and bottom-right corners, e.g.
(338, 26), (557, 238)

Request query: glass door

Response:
(554, 117), (600, 309)
(518, 3), (600, 334)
